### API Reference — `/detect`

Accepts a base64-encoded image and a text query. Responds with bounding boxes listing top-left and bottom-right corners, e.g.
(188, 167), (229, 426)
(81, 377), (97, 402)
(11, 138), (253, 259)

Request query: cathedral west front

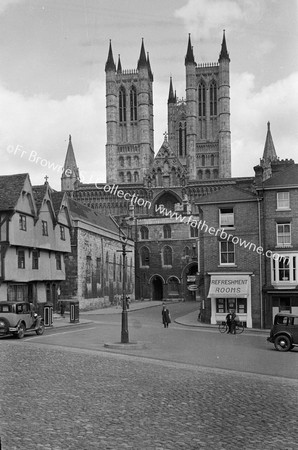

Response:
(61, 32), (263, 322)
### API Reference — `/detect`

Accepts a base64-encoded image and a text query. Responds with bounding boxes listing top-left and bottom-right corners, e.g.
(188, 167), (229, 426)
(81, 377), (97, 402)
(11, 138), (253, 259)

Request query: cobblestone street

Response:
(1, 341), (297, 450)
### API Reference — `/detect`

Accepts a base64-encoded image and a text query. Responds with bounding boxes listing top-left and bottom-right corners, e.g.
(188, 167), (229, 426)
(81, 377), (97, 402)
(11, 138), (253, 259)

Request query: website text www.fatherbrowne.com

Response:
(103, 184), (288, 264)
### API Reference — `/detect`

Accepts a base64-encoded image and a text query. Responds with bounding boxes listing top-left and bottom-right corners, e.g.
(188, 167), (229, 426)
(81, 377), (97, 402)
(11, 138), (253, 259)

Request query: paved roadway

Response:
(0, 302), (297, 450)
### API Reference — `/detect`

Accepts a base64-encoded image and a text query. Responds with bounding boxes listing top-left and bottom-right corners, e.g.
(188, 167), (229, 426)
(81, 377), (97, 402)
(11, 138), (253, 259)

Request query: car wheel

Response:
(0, 317), (10, 334)
(16, 323), (26, 339)
(274, 335), (291, 352)
(36, 323), (45, 335)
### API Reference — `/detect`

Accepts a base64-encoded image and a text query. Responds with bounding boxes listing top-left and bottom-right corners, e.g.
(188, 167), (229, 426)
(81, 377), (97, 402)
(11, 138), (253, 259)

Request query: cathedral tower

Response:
(105, 39), (154, 184)
(169, 32), (231, 181)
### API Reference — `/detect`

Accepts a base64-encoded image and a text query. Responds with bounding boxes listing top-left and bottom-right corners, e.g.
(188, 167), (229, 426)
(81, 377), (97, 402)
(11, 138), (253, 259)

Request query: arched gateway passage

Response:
(151, 275), (163, 300)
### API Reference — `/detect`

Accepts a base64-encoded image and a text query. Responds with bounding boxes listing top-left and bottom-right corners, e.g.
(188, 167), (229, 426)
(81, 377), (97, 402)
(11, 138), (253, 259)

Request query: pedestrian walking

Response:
(59, 300), (65, 318)
(162, 303), (171, 328)
(226, 309), (238, 334)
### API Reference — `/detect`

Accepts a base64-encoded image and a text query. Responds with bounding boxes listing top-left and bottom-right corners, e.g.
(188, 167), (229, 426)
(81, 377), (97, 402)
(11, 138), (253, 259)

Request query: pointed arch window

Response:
(119, 86), (126, 123)
(163, 246), (172, 266)
(190, 226), (199, 238)
(211, 154), (215, 166)
(140, 226), (149, 240)
(198, 82), (206, 117)
(140, 246), (150, 267)
(127, 172), (132, 182)
(210, 80), (217, 116)
(201, 155), (205, 167)
(178, 121), (187, 157)
(134, 171), (139, 182)
(119, 156), (124, 167)
(183, 246), (190, 258)
(130, 86), (137, 122)
(163, 224), (171, 239)
(119, 172), (124, 183)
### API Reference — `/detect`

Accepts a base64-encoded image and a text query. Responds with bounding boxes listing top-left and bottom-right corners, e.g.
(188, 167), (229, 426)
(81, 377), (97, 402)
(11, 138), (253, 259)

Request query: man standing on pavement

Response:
(226, 309), (238, 334)
(162, 303), (171, 328)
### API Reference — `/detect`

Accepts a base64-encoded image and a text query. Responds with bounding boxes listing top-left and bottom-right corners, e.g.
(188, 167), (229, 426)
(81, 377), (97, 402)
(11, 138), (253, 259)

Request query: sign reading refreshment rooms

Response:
(208, 275), (249, 297)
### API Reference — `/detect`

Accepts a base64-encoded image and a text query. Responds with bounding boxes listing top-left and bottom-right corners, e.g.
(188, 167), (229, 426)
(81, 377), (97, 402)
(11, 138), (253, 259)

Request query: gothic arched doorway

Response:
(151, 275), (163, 300)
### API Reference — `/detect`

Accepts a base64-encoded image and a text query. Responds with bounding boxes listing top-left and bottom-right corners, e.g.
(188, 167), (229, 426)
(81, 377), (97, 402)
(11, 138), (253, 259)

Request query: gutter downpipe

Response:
(257, 196), (263, 329)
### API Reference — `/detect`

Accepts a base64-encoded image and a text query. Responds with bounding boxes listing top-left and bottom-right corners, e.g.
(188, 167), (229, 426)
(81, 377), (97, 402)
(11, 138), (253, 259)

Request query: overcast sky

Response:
(0, 0), (297, 190)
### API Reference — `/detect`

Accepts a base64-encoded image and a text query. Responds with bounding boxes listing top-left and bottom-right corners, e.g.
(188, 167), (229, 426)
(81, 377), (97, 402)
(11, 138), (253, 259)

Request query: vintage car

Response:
(267, 312), (298, 352)
(0, 301), (45, 339)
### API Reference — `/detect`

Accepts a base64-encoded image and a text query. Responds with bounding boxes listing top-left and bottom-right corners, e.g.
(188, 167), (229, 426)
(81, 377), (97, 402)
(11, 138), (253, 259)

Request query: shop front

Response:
(264, 289), (298, 328)
(207, 273), (252, 328)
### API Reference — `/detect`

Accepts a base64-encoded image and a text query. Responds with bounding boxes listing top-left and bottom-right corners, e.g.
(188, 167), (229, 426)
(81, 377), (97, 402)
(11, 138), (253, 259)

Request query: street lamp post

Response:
(120, 236), (129, 343)
(118, 217), (133, 344)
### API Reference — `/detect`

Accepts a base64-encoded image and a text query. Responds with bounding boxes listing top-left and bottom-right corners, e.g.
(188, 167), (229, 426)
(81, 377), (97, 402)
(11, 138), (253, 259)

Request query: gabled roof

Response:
(32, 183), (57, 225)
(263, 163), (298, 188)
(51, 191), (66, 214)
(197, 184), (257, 205)
(0, 173), (29, 211)
(32, 185), (48, 214)
(68, 198), (119, 234)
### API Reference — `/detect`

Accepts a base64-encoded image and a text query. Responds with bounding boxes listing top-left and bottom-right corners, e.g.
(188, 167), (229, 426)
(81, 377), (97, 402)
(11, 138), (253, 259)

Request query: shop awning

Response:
(208, 275), (249, 298)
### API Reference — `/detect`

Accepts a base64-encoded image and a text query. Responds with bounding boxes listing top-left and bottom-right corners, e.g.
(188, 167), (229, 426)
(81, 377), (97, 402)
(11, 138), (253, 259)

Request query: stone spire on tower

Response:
(117, 54), (122, 73)
(168, 77), (176, 104)
(137, 38), (147, 70)
(219, 30), (230, 62)
(61, 135), (80, 191)
(105, 40), (116, 72)
(262, 121), (277, 164)
(185, 33), (195, 65)
(260, 122), (278, 181)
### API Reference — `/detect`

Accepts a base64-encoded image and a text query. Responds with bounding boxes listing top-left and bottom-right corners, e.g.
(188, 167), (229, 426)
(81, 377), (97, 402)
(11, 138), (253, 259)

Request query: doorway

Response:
(151, 276), (163, 300)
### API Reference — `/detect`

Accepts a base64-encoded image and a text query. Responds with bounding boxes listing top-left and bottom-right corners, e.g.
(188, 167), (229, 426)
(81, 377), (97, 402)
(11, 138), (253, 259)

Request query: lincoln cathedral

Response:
(60, 32), (296, 328)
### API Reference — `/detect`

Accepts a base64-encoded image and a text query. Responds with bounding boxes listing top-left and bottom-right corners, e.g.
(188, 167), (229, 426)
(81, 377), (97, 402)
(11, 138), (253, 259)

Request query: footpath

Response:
(51, 300), (269, 334)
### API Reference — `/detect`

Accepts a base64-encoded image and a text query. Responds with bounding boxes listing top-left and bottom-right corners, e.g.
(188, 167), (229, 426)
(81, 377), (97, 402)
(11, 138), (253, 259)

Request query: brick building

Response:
(197, 184), (261, 328)
(255, 160), (298, 327)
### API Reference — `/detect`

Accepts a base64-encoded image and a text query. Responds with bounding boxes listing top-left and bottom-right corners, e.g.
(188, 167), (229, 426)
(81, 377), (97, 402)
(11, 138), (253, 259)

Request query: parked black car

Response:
(0, 301), (45, 339)
(267, 313), (298, 351)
